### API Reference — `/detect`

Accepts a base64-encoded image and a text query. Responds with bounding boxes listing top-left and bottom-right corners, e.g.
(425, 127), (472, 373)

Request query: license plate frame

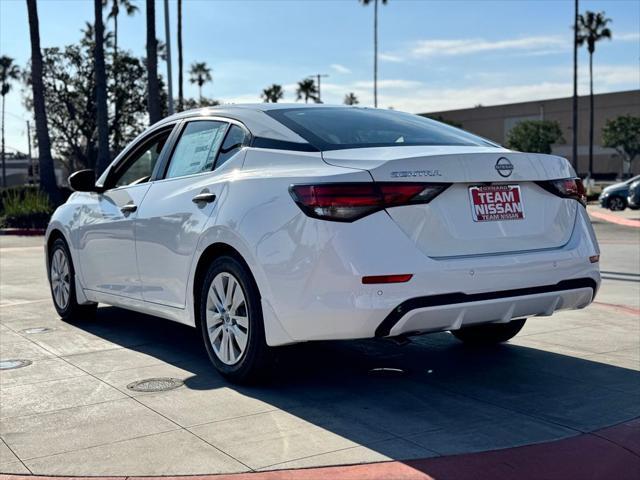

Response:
(469, 184), (525, 222)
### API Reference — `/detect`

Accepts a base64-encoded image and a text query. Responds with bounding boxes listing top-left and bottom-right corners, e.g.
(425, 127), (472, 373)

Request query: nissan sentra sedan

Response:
(46, 105), (601, 382)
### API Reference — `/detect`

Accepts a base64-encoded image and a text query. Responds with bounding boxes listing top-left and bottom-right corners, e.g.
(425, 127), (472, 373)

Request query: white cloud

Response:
(311, 60), (638, 113)
(221, 93), (262, 105)
(352, 79), (423, 90)
(330, 64), (351, 74)
(379, 52), (405, 63)
(382, 31), (639, 63)
(615, 32), (640, 42)
(410, 35), (566, 58)
(593, 64), (640, 86)
(552, 64), (640, 88)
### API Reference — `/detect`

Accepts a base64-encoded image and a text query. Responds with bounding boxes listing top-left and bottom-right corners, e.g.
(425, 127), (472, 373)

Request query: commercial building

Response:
(422, 89), (640, 178)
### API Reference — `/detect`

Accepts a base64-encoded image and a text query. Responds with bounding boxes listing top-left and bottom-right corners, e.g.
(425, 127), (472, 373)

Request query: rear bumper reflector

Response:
(589, 255), (600, 263)
(363, 274), (413, 284)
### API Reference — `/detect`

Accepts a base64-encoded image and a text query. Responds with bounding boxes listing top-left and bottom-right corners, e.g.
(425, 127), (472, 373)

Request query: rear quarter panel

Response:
(187, 148), (374, 343)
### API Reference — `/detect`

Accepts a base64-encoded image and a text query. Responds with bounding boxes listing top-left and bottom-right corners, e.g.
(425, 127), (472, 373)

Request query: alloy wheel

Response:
(205, 272), (249, 365)
(609, 197), (625, 211)
(50, 248), (71, 310)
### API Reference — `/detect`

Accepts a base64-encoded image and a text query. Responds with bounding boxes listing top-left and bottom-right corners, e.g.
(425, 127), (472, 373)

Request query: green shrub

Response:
(0, 188), (53, 229)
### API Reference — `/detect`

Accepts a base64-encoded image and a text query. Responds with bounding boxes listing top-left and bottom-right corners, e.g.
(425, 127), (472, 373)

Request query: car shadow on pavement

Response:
(68, 305), (640, 467)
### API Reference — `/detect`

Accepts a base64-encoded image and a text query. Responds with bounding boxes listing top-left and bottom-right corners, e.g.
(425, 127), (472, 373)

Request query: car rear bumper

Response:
(258, 205), (601, 345)
(377, 278), (596, 338)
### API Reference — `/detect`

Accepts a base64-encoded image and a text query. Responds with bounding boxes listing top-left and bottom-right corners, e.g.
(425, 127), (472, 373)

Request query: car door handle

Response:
(192, 193), (217, 204)
(120, 203), (137, 214)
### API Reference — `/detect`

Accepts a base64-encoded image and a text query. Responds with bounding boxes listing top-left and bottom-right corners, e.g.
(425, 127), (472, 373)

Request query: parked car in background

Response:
(45, 105), (601, 382)
(627, 179), (640, 210)
(599, 175), (640, 211)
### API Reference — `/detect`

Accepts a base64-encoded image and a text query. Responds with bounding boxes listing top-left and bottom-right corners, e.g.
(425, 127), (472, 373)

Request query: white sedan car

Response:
(46, 105), (600, 382)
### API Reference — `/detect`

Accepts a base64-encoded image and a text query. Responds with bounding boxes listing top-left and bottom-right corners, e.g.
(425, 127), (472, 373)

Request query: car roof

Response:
(154, 104), (353, 145)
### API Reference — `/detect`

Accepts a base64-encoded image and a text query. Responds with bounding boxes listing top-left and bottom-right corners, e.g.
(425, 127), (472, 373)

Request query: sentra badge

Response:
(391, 170), (442, 178)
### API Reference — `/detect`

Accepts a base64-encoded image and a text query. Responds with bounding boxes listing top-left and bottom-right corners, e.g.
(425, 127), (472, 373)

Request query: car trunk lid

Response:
(322, 146), (577, 257)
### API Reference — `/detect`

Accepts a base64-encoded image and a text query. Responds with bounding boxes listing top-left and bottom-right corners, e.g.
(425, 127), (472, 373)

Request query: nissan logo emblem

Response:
(495, 157), (514, 178)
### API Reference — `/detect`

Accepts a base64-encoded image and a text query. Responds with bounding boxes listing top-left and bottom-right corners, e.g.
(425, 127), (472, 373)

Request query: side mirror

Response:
(68, 169), (98, 192)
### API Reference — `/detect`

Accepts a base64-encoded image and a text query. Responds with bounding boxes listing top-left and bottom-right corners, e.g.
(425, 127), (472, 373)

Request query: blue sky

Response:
(1, 0), (639, 153)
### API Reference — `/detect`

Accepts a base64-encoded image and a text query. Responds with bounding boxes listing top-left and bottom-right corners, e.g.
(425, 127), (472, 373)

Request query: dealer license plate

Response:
(469, 185), (524, 222)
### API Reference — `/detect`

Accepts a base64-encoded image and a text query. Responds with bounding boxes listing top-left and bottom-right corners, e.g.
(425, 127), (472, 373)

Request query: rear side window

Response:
(215, 125), (249, 169)
(266, 107), (496, 151)
(165, 121), (227, 179)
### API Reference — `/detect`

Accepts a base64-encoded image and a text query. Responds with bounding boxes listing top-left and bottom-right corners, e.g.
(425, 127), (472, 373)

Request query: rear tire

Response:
(199, 255), (273, 383)
(452, 319), (526, 345)
(608, 196), (627, 211)
(48, 238), (97, 321)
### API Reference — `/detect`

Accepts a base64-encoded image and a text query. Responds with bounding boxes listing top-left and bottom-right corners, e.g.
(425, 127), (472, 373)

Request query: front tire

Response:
(452, 319), (526, 345)
(48, 238), (97, 321)
(199, 255), (273, 383)
(608, 196), (627, 211)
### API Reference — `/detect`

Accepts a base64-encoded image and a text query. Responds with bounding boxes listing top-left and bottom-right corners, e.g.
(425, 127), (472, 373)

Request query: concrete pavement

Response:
(0, 218), (638, 476)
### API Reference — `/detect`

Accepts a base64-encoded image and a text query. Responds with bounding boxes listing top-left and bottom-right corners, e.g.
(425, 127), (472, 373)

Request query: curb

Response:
(0, 228), (45, 236)
(1, 418), (638, 480)
(589, 209), (640, 228)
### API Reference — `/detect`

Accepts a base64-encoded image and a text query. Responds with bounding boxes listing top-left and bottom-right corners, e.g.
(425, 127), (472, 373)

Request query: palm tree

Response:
(103, 0), (138, 151)
(177, 0), (184, 111)
(94, 0), (110, 175)
(360, 0), (387, 108)
(189, 62), (212, 103)
(296, 79), (318, 104)
(103, 0), (138, 63)
(261, 84), (284, 103)
(577, 10), (612, 177)
(344, 92), (359, 105)
(26, 0), (60, 204)
(146, 0), (161, 124)
(1, 56), (20, 188)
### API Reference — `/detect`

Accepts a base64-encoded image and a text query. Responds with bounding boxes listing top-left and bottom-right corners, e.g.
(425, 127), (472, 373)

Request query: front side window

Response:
(165, 121), (227, 179)
(266, 107), (497, 151)
(215, 125), (249, 169)
(113, 130), (172, 188)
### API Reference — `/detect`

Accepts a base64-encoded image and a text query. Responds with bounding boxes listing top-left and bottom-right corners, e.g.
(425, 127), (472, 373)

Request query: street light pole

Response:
(572, 0), (579, 172)
(309, 74), (329, 103)
(26, 120), (34, 183)
(164, 0), (174, 115)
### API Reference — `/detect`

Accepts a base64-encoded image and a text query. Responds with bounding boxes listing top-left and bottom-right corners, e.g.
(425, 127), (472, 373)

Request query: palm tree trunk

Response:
(2, 94), (6, 187)
(146, 0), (161, 124)
(373, 0), (378, 108)
(571, 0), (578, 171)
(26, 0), (60, 205)
(113, 13), (121, 152)
(177, 0), (183, 111)
(588, 51), (594, 178)
(198, 83), (202, 104)
(94, 0), (110, 175)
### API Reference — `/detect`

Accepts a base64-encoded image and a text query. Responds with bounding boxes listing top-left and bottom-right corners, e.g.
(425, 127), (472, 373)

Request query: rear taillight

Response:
(537, 178), (587, 206)
(289, 182), (450, 222)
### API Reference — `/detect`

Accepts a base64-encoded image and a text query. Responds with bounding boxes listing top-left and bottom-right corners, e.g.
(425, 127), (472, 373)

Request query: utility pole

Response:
(572, 0), (579, 172)
(164, 0), (174, 115)
(309, 74), (329, 103)
(26, 120), (34, 184)
(374, 0), (378, 108)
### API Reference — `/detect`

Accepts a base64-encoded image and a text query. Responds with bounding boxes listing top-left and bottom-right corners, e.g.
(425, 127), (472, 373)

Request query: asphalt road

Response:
(0, 216), (638, 476)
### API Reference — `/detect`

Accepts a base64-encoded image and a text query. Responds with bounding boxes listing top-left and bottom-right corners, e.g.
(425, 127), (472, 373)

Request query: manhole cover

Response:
(0, 359), (32, 370)
(127, 377), (184, 392)
(368, 367), (406, 377)
(21, 327), (53, 334)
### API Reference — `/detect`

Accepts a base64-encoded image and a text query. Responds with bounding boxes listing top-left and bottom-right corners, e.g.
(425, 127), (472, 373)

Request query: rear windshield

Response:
(266, 107), (497, 151)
